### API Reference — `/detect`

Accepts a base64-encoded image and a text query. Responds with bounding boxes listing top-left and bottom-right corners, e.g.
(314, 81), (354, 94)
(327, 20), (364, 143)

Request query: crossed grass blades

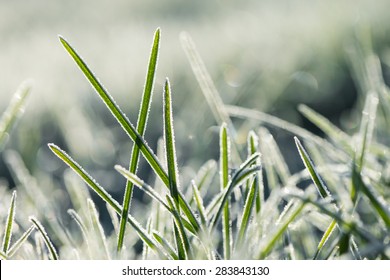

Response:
(1, 28), (389, 260)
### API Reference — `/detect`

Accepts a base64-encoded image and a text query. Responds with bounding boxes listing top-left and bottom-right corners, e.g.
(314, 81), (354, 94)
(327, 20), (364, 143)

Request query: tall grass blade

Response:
(0, 80), (32, 150)
(48, 144), (165, 257)
(294, 137), (332, 199)
(7, 225), (34, 258)
(180, 32), (241, 161)
(118, 28), (160, 252)
(236, 132), (262, 248)
(219, 124), (232, 259)
(2, 191), (16, 254)
(58, 35), (169, 188)
(29, 216), (59, 260)
(163, 79), (180, 206)
(180, 33), (233, 133)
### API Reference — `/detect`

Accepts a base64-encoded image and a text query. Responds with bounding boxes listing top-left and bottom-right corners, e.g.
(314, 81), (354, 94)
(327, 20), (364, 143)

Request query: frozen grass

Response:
(0, 28), (389, 260)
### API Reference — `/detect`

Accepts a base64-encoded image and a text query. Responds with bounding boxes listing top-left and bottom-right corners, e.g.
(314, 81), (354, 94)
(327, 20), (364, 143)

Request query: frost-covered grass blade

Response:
(30, 216), (59, 260)
(0, 80), (32, 150)
(2, 191), (16, 254)
(118, 28), (160, 252)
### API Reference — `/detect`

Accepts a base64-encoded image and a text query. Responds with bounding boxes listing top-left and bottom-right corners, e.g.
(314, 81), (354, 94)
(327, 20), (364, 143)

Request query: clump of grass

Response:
(1, 28), (389, 260)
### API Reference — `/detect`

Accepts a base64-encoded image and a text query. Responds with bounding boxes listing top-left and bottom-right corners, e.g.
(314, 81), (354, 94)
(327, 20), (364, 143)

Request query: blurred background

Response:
(1, 0), (390, 230)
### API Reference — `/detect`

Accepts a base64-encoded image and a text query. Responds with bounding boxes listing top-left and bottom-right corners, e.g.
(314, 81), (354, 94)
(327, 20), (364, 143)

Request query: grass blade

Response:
(48, 144), (166, 257)
(58, 35), (169, 189)
(357, 93), (378, 171)
(180, 32), (241, 161)
(29, 216), (59, 260)
(191, 181), (208, 227)
(118, 28), (160, 251)
(220, 124), (232, 259)
(87, 199), (110, 259)
(7, 225), (35, 258)
(352, 163), (390, 228)
(210, 153), (261, 232)
(295, 137), (332, 199)
(298, 104), (353, 154)
(142, 218), (153, 260)
(2, 191), (17, 254)
(257, 202), (305, 259)
(153, 231), (179, 260)
(236, 132), (262, 248)
(163, 79), (180, 206)
(166, 195), (191, 260)
(67, 209), (91, 258)
(0, 80), (32, 150)
(180, 33), (234, 134)
(313, 219), (337, 259)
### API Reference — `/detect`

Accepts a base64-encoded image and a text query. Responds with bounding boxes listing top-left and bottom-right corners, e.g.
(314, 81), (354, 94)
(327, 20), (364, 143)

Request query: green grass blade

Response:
(191, 181), (208, 227)
(58, 35), (169, 188)
(29, 216), (59, 260)
(7, 225), (34, 258)
(0, 80), (32, 150)
(153, 231), (179, 260)
(258, 202), (305, 259)
(352, 163), (390, 228)
(210, 153), (261, 232)
(236, 132), (261, 249)
(163, 79), (180, 206)
(295, 137), (332, 199)
(48, 144), (165, 257)
(248, 130), (263, 213)
(166, 196), (191, 260)
(313, 219), (337, 259)
(118, 28), (160, 252)
(2, 191), (16, 254)
(220, 124), (232, 259)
